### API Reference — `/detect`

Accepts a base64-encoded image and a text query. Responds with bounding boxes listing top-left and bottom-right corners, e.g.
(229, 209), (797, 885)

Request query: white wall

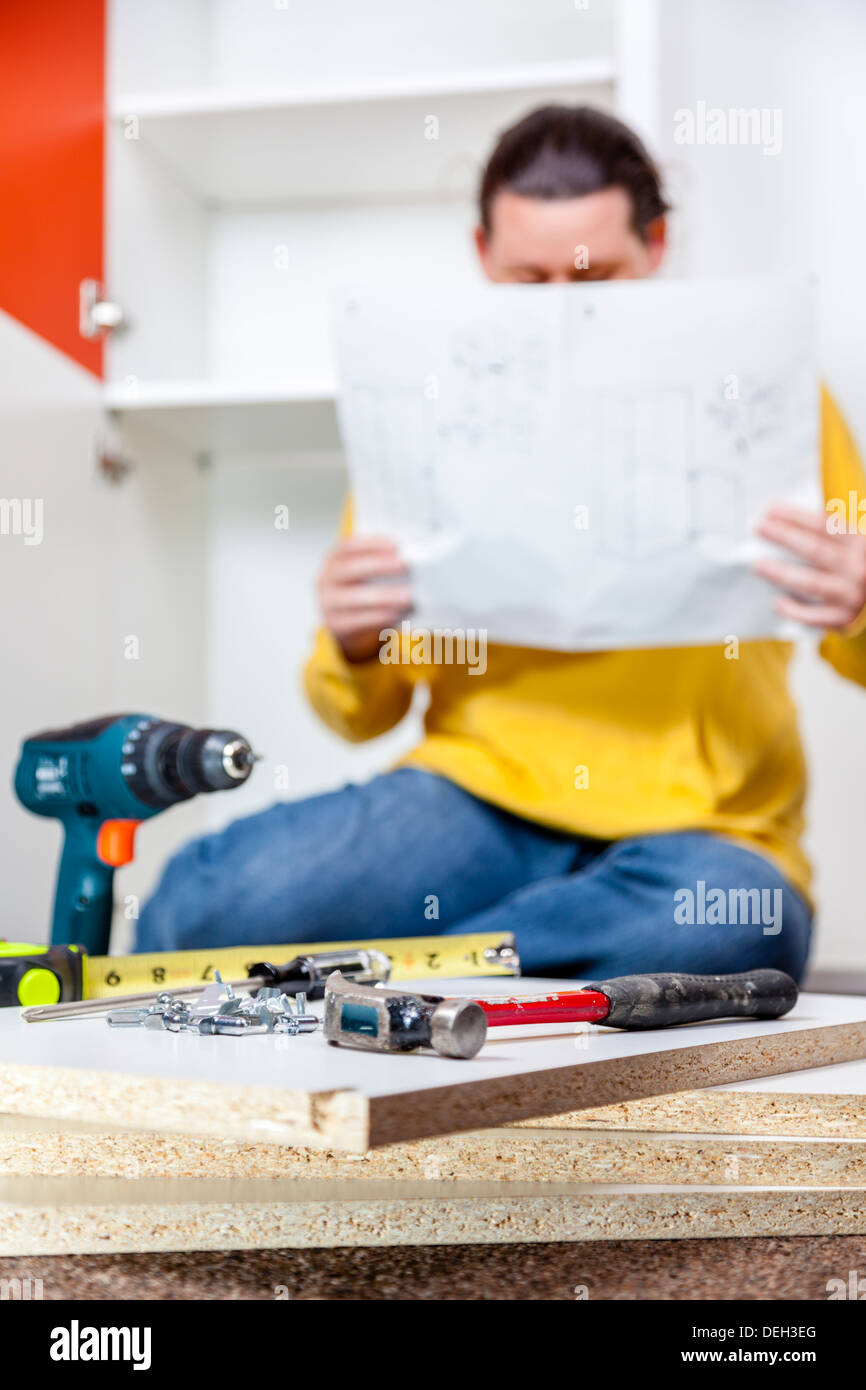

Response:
(110, 0), (617, 96)
(656, 0), (866, 965)
(207, 201), (480, 383)
(206, 0), (617, 90)
(203, 453), (421, 833)
(0, 312), (207, 951)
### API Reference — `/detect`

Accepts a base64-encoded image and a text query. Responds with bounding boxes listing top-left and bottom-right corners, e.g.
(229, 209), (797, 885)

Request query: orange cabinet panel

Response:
(0, 0), (105, 377)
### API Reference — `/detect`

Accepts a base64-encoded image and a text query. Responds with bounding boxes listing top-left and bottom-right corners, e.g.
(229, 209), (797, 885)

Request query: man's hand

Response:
(756, 503), (866, 630)
(317, 536), (411, 662)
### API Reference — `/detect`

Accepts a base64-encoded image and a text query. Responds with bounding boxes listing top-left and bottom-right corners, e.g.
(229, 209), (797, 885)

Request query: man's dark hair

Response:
(479, 105), (669, 240)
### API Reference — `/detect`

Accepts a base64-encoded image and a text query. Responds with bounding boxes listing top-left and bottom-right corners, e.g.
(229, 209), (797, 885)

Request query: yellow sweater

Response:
(305, 390), (866, 904)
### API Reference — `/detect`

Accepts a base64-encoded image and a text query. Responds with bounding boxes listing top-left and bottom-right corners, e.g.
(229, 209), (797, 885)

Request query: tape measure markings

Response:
(86, 932), (517, 999)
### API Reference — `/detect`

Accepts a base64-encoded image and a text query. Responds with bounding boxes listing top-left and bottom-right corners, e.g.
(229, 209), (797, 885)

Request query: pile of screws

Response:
(106, 972), (319, 1037)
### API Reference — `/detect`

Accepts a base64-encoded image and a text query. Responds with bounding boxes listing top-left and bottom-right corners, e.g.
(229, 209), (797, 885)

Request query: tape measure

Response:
(0, 942), (87, 1007)
(84, 932), (518, 999)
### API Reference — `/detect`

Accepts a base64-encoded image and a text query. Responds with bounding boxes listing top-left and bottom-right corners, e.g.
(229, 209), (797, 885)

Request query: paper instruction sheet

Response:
(334, 277), (819, 650)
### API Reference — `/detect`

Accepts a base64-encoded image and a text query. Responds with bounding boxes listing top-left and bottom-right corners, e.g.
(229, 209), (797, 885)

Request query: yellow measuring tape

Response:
(85, 931), (518, 999)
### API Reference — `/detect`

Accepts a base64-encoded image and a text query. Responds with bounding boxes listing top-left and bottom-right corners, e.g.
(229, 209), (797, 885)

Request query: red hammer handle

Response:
(474, 989), (611, 1027)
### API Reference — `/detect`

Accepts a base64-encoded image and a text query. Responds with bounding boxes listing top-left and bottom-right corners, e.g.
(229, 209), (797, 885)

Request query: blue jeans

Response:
(137, 768), (812, 981)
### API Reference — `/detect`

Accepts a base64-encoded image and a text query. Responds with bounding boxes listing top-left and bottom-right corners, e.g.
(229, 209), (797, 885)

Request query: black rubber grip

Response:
(586, 969), (798, 1030)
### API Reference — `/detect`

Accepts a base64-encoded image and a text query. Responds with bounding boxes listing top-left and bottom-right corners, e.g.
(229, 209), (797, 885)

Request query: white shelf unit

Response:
(103, 375), (339, 452)
(105, 0), (658, 450)
(111, 60), (617, 204)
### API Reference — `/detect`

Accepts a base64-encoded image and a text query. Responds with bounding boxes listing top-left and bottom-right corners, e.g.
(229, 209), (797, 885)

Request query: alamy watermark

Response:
(50, 1321), (151, 1370)
(674, 880), (782, 936)
(827, 492), (866, 534)
(0, 497), (43, 545)
(826, 1270), (866, 1299)
(379, 620), (487, 675)
(1, 1274), (43, 1299)
(673, 102), (783, 157)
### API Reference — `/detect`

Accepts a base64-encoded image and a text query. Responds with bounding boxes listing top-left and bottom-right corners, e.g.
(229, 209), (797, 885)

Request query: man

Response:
(138, 106), (866, 980)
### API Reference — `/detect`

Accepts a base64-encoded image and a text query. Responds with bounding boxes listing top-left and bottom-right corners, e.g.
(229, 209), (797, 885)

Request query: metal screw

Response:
(208, 1015), (269, 1036)
(214, 970), (236, 1000)
(107, 1008), (150, 1027)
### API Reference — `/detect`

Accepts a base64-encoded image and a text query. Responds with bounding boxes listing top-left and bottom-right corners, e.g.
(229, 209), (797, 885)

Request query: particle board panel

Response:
(3, 1174), (866, 1255)
(1, 1234), (863, 1301)
(513, 1056), (866, 1139)
(2, 1112), (866, 1188)
(2, 982), (866, 1152)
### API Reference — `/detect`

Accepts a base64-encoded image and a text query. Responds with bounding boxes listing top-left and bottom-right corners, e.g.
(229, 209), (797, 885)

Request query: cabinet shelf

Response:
(105, 377), (340, 452)
(112, 58), (617, 204)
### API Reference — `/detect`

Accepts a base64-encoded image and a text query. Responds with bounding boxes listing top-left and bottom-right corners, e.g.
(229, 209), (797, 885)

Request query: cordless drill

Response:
(14, 714), (257, 954)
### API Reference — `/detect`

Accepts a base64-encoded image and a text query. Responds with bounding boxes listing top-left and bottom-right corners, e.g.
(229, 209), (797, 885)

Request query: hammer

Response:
(323, 971), (488, 1059)
(323, 968), (798, 1060)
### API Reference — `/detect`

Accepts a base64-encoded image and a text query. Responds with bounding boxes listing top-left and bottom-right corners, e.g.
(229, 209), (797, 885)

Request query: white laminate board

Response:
(1, 980), (865, 1151)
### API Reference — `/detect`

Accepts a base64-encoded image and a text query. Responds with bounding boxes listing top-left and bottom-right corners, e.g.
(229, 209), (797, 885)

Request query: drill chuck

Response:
(122, 720), (255, 808)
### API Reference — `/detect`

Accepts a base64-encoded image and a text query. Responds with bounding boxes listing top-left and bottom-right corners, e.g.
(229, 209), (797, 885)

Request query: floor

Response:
(1, 1236), (863, 1300)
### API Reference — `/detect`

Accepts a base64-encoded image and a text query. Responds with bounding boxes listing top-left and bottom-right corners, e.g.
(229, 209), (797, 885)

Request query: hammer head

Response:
(323, 972), (487, 1059)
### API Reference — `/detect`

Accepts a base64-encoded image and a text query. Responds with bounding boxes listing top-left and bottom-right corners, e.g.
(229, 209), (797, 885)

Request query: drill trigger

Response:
(96, 819), (141, 867)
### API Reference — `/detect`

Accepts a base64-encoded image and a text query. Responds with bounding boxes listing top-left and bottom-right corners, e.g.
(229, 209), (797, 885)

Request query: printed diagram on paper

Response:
(334, 278), (819, 650)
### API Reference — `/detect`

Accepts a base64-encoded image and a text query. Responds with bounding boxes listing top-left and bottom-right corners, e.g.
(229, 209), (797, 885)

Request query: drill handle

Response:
(52, 819), (116, 954)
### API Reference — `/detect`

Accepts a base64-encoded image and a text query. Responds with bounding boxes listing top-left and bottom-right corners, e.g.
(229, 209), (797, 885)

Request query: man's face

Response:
(475, 186), (666, 284)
